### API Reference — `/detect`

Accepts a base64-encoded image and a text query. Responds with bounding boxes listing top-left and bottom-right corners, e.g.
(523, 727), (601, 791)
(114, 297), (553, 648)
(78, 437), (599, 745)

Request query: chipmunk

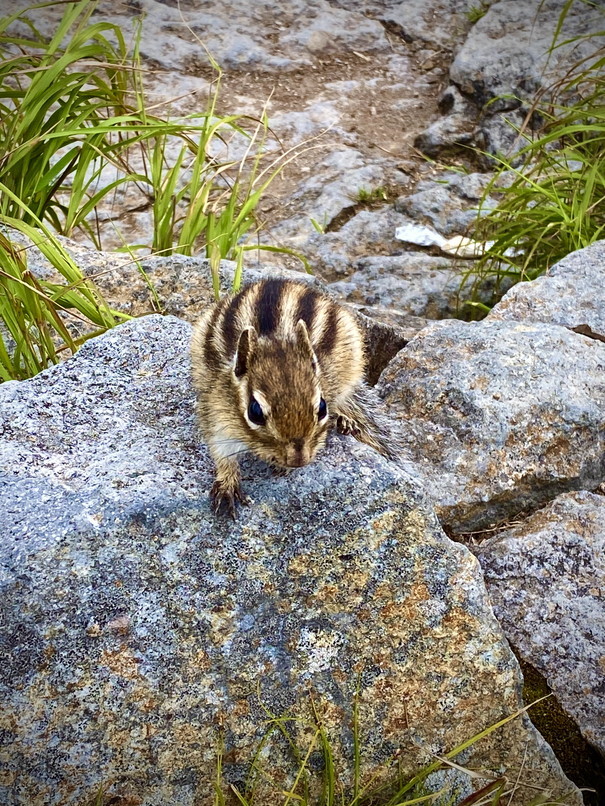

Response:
(191, 278), (399, 516)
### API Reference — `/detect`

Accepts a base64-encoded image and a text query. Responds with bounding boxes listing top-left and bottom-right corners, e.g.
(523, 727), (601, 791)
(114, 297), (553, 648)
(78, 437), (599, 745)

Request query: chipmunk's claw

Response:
(271, 465), (294, 477)
(210, 481), (249, 519)
(336, 415), (362, 439)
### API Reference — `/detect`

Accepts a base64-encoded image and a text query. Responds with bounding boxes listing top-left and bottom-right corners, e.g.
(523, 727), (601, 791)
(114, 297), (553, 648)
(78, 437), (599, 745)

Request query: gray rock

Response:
(12, 0), (388, 73)
(327, 253), (468, 319)
(450, 0), (603, 108)
(414, 86), (478, 160)
(292, 206), (413, 278)
(378, 318), (605, 532)
(394, 172), (495, 235)
(0, 316), (580, 804)
(474, 108), (534, 166)
(489, 239), (605, 338)
(265, 147), (393, 248)
(419, 0), (602, 161)
(476, 490), (605, 755)
(350, 0), (473, 49)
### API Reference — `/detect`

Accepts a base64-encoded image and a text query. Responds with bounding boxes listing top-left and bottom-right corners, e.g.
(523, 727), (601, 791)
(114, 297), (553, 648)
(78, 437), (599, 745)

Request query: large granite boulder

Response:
(0, 316), (579, 804)
(476, 491), (605, 757)
(488, 239), (605, 338)
(378, 319), (605, 533)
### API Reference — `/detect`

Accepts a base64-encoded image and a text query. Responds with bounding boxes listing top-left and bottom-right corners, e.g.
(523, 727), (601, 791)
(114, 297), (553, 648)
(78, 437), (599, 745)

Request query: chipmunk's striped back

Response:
(193, 278), (366, 399)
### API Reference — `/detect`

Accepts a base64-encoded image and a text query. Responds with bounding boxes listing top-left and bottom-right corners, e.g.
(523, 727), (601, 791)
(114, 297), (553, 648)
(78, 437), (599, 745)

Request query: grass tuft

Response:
(198, 694), (571, 806)
(0, 0), (314, 379)
(460, 1), (605, 309)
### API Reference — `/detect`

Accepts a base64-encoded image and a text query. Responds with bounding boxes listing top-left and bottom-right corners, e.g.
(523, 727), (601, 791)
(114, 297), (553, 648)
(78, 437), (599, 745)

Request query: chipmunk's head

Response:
(232, 320), (329, 468)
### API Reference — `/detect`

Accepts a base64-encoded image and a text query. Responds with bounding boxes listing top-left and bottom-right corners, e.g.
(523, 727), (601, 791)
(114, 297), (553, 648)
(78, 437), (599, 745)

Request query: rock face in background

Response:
(488, 240), (605, 338)
(476, 491), (605, 756)
(5, 0), (478, 333)
(418, 0), (604, 163)
(378, 319), (605, 533)
(450, 0), (602, 108)
(0, 317), (580, 805)
(6, 0), (604, 333)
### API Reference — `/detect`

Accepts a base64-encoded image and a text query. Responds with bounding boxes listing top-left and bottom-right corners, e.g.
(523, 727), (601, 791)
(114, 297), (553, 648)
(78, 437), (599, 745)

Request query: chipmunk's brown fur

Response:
(191, 278), (398, 516)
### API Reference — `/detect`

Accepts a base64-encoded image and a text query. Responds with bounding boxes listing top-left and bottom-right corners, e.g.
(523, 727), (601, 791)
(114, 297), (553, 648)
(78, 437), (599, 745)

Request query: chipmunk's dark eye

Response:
(248, 396), (266, 426)
(318, 397), (327, 420)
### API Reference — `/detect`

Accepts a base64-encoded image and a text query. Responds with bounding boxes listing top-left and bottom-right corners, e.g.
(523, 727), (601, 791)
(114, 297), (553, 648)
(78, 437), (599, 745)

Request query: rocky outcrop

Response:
(327, 254), (467, 322)
(378, 318), (605, 533)
(488, 239), (605, 338)
(476, 491), (605, 756)
(12, 0), (388, 72)
(0, 316), (580, 804)
(417, 0), (603, 162)
(450, 0), (602, 109)
(394, 171), (494, 235)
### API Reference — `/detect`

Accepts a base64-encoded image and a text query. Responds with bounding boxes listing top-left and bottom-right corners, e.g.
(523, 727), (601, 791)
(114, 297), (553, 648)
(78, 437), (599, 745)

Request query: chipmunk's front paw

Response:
(271, 465), (295, 477)
(336, 415), (362, 439)
(210, 481), (250, 519)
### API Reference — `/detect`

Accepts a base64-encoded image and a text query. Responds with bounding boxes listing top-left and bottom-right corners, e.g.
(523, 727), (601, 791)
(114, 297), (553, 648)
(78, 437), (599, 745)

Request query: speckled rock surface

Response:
(488, 240), (605, 338)
(450, 0), (603, 109)
(9, 0), (387, 72)
(327, 253), (467, 320)
(0, 316), (580, 804)
(378, 319), (605, 533)
(475, 491), (605, 755)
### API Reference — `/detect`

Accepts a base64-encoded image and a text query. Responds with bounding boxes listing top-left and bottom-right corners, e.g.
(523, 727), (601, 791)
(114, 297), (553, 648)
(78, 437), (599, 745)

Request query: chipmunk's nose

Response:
(285, 439), (311, 467)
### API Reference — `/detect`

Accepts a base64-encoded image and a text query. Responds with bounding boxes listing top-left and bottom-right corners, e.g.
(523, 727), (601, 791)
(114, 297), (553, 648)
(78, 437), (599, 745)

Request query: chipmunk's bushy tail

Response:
(335, 382), (404, 462)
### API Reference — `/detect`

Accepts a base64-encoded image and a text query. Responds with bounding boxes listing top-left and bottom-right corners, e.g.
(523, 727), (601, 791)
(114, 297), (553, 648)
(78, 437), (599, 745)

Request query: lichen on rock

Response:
(0, 315), (580, 804)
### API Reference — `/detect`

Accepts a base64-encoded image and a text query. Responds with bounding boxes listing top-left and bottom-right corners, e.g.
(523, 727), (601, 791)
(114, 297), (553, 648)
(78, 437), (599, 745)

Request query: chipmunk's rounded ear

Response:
(295, 319), (319, 373)
(234, 327), (257, 377)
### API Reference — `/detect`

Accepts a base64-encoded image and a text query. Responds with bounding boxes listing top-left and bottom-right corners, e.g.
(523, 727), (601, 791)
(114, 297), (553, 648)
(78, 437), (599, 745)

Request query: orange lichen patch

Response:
(367, 513), (398, 546)
(542, 435), (573, 463)
(471, 374), (490, 391)
(379, 581), (431, 627)
(231, 698), (251, 719)
(189, 649), (213, 672)
(99, 644), (143, 680)
(383, 700), (412, 736)
(438, 606), (481, 640)
(206, 606), (237, 648)
(287, 553), (313, 577)
(314, 583), (339, 604)
(0, 768), (16, 787)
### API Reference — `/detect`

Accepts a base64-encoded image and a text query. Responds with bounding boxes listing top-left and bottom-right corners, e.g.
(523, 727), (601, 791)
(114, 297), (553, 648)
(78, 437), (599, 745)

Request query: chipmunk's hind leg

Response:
(334, 383), (402, 462)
